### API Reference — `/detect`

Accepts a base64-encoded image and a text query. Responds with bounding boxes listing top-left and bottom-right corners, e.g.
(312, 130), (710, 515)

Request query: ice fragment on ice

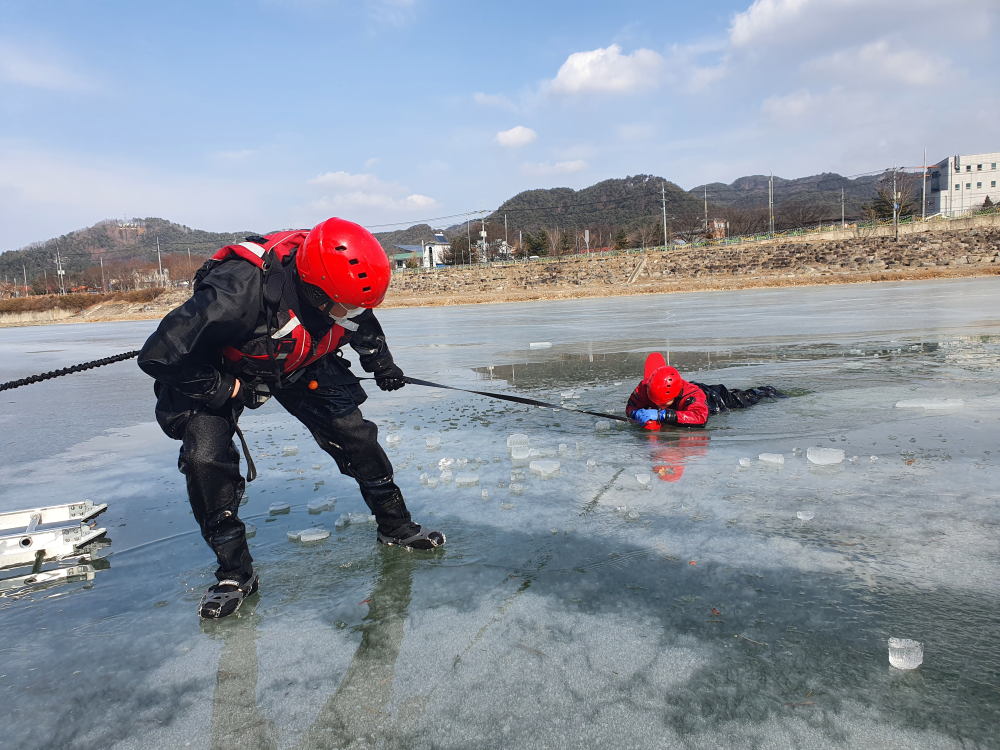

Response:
(283, 445), (298, 456)
(510, 446), (530, 460)
(335, 512), (375, 528)
(287, 530), (304, 542)
(529, 342), (551, 349)
(595, 420), (611, 432)
(758, 453), (784, 464)
(500, 502), (515, 509)
(455, 473), (480, 487)
(870, 455), (878, 461)
(385, 434), (402, 446)
(528, 448), (541, 457)
(511, 470), (526, 481)
(636, 473), (651, 487)
(312, 464), (323, 470)
(269, 501), (291, 514)
(626, 509), (640, 520)
(558, 443), (568, 455)
(529, 460), (560, 477)
(613, 382), (622, 386)
(481, 490), (490, 502)
(587, 459), (596, 471)
(551, 528), (558, 535)
(300, 528), (331, 543)
(791, 447), (803, 457)
(508, 484), (524, 495)
(895, 399), (965, 409)
(245, 523), (256, 539)
(439, 470), (453, 483)
(426, 477), (439, 488)
(739, 458), (753, 467)
(561, 391), (575, 398)
(807, 447), (845, 465)
(425, 436), (441, 448)
(796, 511), (815, 521)
(419, 472), (429, 485)
(888, 638), (923, 669)
(507, 433), (530, 448)
(307, 497), (336, 513)
(438, 457), (454, 469)
(455, 457), (468, 469)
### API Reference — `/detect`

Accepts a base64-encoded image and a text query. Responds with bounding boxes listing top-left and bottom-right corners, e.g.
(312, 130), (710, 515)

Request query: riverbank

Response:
(2, 223), (998, 326)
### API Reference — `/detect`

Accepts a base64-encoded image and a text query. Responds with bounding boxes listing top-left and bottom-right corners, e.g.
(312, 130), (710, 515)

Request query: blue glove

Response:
(632, 408), (659, 423)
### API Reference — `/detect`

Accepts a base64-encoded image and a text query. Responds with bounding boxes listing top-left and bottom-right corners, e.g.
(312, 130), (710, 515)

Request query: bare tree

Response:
(774, 200), (826, 231)
(719, 205), (770, 237)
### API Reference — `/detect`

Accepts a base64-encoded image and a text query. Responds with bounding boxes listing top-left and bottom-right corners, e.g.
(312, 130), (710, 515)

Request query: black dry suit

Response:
(138, 236), (410, 584)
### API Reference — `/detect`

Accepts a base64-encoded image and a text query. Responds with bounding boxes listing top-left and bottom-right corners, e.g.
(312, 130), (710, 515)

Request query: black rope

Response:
(0, 350), (140, 392)
(398, 376), (630, 422)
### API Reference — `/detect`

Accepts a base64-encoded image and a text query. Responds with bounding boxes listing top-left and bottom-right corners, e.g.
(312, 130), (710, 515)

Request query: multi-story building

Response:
(925, 152), (999, 217)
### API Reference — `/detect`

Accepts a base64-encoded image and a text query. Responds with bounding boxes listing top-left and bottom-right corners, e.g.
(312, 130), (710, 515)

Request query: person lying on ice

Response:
(626, 355), (785, 429)
(138, 217), (444, 620)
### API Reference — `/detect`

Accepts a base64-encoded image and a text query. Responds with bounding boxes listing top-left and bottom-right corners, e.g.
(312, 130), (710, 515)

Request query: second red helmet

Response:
(646, 366), (683, 406)
(296, 218), (391, 308)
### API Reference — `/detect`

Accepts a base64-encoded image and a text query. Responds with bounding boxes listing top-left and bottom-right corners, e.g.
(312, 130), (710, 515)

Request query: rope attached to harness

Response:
(0, 350), (141, 392)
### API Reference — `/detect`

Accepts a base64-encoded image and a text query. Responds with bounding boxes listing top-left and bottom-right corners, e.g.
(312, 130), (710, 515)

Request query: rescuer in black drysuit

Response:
(138, 219), (443, 619)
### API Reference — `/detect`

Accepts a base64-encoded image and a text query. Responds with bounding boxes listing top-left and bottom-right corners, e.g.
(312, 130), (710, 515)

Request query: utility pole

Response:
(892, 160), (899, 242)
(55, 246), (66, 295)
(100, 256), (106, 293)
(519, 229), (522, 258)
(661, 183), (668, 248)
(504, 213), (508, 249)
(703, 186), (708, 236)
(156, 235), (164, 286)
(480, 207), (487, 263)
(23, 264), (28, 296)
(841, 188), (845, 229)
(768, 171), (774, 236)
(466, 210), (471, 266)
(921, 148), (927, 222)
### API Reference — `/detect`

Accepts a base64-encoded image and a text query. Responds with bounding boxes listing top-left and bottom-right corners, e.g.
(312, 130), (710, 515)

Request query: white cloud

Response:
(0, 42), (96, 92)
(364, 157), (379, 168)
(729, 0), (816, 46)
(307, 169), (438, 216)
(806, 39), (947, 86)
(474, 92), (517, 111)
(495, 126), (537, 148)
(309, 170), (390, 190)
(365, 0), (418, 26)
(761, 89), (815, 119)
(520, 160), (588, 176)
(548, 44), (663, 95)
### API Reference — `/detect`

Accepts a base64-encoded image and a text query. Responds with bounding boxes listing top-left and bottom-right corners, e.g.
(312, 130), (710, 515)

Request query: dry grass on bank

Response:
(0, 288), (167, 315)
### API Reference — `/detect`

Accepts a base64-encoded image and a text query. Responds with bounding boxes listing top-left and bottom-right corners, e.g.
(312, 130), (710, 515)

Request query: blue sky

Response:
(1, 0), (996, 251)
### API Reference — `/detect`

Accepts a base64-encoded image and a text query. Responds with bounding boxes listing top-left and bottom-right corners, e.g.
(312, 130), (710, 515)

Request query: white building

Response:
(395, 231), (450, 268)
(925, 152), (1000, 217)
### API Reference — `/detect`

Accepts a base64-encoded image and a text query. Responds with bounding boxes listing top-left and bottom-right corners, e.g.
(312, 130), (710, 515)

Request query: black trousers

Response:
(154, 379), (412, 583)
(692, 382), (785, 415)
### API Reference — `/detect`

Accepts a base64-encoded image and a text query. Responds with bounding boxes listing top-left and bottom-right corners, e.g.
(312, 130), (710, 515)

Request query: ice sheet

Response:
(2, 278), (1000, 749)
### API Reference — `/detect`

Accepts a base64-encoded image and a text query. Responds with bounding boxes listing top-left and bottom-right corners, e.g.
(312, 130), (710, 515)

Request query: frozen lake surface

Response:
(2, 278), (999, 749)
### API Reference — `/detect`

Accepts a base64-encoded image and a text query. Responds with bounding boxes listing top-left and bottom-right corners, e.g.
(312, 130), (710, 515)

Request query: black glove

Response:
(235, 380), (271, 409)
(374, 364), (406, 392)
(657, 409), (678, 425)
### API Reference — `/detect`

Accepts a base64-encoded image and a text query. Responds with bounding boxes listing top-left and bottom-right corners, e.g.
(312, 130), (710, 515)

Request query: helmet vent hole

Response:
(335, 245), (347, 251)
(362, 286), (371, 292)
(358, 272), (367, 279)
(348, 258), (360, 265)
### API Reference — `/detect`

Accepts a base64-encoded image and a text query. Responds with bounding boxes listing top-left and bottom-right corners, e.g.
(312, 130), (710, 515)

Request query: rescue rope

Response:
(0, 350), (140, 392)
(0, 350), (630, 424)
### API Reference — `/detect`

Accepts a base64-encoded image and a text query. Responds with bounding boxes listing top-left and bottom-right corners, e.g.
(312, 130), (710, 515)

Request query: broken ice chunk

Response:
(796, 511), (815, 521)
(482, 490), (490, 501)
(500, 502), (515, 510)
(386, 434), (403, 446)
(807, 447), (845, 465)
(529, 460), (560, 477)
(455, 457), (468, 469)
(438, 457), (454, 469)
(312, 464), (323, 470)
(587, 459), (596, 471)
(613, 382), (622, 386)
(455, 473), (480, 487)
(307, 497), (336, 513)
(791, 447), (803, 457)
(508, 484), (524, 495)
(558, 444), (568, 455)
(636, 473), (651, 487)
(269, 501), (291, 514)
(425, 436), (441, 449)
(758, 453), (784, 465)
(335, 512), (376, 528)
(287, 530), (304, 542)
(739, 458), (753, 467)
(626, 509), (640, 520)
(870, 455), (879, 461)
(300, 528), (331, 543)
(283, 445), (298, 456)
(245, 523), (257, 539)
(440, 470), (453, 483)
(895, 399), (964, 410)
(419, 472), (430, 485)
(888, 638), (923, 669)
(595, 420), (611, 432)
(510, 446), (530, 460)
(529, 342), (551, 349)
(550, 528), (558, 535)
(560, 391), (575, 399)
(511, 470), (526, 481)
(507, 433), (530, 448)
(426, 477), (439, 488)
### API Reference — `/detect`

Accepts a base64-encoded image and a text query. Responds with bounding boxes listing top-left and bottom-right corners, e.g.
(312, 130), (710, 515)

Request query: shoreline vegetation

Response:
(0, 263), (996, 328)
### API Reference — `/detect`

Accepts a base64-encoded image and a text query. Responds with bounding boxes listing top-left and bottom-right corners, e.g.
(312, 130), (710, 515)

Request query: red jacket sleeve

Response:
(674, 383), (709, 426)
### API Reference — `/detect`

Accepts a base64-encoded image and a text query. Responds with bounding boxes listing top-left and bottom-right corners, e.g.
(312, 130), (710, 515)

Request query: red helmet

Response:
(646, 366), (683, 406)
(296, 218), (391, 308)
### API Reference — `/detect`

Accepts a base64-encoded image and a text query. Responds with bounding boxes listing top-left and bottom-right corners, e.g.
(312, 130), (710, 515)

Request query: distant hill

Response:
(691, 172), (880, 218)
(372, 224), (439, 251)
